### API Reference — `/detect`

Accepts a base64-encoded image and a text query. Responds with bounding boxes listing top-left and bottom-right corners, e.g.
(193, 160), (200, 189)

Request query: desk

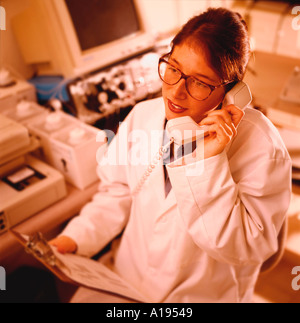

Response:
(0, 182), (99, 273)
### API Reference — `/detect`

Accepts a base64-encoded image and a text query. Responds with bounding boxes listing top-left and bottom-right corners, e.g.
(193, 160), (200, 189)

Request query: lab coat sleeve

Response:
(166, 150), (292, 266)
(61, 127), (132, 258)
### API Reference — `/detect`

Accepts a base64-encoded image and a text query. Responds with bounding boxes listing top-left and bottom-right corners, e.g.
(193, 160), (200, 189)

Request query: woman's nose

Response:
(172, 78), (188, 100)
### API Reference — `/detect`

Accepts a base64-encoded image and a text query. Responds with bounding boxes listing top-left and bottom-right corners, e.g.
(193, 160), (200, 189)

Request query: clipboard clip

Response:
(25, 232), (57, 267)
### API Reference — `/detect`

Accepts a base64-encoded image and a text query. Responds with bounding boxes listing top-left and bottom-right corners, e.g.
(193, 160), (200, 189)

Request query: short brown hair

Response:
(171, 7), (251, 85)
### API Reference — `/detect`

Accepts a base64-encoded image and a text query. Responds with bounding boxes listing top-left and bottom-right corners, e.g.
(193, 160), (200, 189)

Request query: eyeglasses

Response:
(158, 54), (232, 101)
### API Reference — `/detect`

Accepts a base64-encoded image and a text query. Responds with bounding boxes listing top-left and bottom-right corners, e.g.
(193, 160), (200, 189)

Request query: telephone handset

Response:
(132, 82), (252, 196)
(166, 81), (252, 145)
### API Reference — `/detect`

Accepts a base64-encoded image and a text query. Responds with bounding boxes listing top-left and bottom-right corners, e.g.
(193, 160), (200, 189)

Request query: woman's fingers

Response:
(200, 115), (235, 140)
(201, 105), (243, 137)
(195, 105), (245, 159)
(223, 104), (245, 128)
(49, 236), (78, 254)
(204, 108), (233, 127)
(206, 122), (232, 145)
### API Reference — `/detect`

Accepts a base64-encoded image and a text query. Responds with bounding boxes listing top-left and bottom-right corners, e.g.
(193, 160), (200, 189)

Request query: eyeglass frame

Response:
(158, 53), (234, 101)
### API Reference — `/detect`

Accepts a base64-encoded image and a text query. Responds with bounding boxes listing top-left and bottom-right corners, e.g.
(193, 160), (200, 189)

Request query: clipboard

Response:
(10, 230), (74, 284)
(10, 230), (149, 303)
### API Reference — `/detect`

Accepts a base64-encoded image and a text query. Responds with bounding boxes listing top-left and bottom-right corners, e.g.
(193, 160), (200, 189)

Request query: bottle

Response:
(68, 127), (86, 146)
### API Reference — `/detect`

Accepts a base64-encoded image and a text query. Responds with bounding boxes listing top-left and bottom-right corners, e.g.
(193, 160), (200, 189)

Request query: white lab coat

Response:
(62, 97), (292, 303)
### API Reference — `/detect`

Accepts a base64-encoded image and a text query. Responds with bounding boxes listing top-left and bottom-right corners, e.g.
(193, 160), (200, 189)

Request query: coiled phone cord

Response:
(132, 138), (175, 196)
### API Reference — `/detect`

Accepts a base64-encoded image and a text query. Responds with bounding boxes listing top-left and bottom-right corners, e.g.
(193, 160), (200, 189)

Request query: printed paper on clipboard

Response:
(10, 230), (148, 303)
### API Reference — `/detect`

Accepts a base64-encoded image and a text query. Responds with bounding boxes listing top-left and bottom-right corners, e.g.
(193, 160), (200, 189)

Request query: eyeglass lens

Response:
(159, 61), (212, 101)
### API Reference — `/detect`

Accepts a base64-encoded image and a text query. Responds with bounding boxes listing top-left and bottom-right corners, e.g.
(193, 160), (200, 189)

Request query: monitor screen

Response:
(65, 0), (141, 52)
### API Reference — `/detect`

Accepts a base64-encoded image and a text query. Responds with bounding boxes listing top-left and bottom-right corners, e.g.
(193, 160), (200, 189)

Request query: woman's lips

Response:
(168, 100), (188, 114)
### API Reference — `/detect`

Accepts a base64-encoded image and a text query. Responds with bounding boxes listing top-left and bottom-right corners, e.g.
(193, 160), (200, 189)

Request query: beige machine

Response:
(0, 77), (37, 112)
(0, 115), (67, 235)
(28, 111), (105, 190)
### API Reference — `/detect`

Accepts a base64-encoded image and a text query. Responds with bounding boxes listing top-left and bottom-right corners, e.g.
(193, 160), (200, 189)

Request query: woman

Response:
(51, 7), (291, 303)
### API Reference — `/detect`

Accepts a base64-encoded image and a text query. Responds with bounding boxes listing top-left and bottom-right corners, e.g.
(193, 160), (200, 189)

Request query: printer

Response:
(0, 114), (67, 235)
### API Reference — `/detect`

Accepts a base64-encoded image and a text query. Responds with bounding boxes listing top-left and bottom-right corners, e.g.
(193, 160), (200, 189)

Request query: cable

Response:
(132, 138), (175, 196)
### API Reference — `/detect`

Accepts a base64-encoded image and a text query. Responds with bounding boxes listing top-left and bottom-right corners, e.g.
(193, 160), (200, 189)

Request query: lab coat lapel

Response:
(141, 98), (177, 215)
(149, 155), (177, 217)
(158, 141), (234, 216)
(152, 136), (176, 215)
(150, 115), (168, 209)
(150, 144), (166, 208)
(160, 188), (177, 215)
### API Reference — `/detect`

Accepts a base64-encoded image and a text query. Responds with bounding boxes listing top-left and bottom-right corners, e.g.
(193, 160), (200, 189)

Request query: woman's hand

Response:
(49, 236), (78, 254)
(195, 105), (245, 159)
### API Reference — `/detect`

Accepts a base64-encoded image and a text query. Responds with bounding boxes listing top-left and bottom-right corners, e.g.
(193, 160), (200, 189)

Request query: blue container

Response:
(29, 75), (70, 102)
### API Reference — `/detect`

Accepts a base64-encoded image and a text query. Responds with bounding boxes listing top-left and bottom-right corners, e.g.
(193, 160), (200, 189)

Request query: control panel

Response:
(67, 52), (162, 125)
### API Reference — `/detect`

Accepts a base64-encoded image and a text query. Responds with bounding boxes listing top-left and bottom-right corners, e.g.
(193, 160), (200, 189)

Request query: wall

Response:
(1, 0), (234, 80)
(0, 0), (35, 80)
(139, 0), (233, 36)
